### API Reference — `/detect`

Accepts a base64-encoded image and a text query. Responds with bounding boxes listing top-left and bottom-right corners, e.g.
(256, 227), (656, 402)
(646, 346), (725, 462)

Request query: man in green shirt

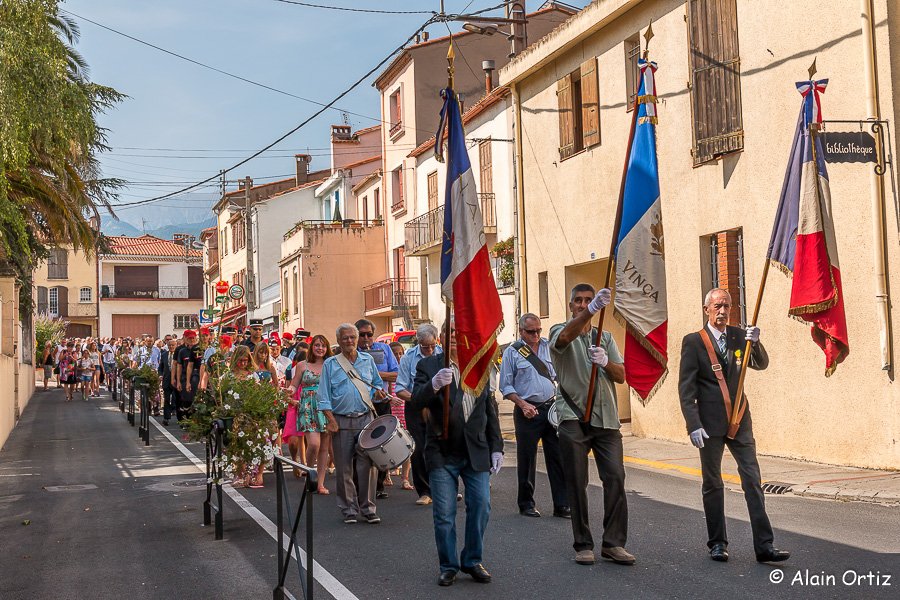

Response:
(550, 283), (634, 567)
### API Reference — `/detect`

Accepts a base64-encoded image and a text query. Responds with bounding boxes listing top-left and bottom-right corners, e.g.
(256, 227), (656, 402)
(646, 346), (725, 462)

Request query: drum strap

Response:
(334, 353), (376, 415)
(511, 340), (553, 381)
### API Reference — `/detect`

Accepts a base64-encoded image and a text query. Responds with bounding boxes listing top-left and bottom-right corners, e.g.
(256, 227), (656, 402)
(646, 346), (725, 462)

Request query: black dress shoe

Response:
(756, 547), (790, 563)
(520, 507), (541, 518)
(552, 507), (572, 519)
(438, 571), (456, 586)
(461, 564), (492, 583)
(709, 543), (728, 562)
(376, 491), (389, 499)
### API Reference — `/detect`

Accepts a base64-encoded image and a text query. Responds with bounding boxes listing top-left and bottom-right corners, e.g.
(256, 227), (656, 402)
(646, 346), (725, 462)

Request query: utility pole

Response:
(244, 176), (255, 312)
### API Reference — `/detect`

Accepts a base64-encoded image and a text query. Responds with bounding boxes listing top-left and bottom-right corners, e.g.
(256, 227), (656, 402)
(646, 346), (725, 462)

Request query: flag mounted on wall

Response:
(436, 88), (503, 395)
(767, 79), (849, 376)
(613, 59), (668, 402)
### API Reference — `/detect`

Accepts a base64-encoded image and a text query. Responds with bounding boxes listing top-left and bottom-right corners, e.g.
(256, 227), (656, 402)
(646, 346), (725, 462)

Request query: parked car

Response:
(376, 330), (418, 350)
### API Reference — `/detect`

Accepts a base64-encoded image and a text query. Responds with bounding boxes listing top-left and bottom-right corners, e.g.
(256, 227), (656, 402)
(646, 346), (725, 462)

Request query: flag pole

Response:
(583, 23), (652, 422)
(729, 59), (819, 436)
(441, 36), (456, 440)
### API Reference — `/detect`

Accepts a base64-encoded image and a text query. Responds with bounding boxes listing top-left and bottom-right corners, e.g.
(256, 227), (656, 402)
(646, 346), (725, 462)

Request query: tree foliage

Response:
(0, 0), (125, 314)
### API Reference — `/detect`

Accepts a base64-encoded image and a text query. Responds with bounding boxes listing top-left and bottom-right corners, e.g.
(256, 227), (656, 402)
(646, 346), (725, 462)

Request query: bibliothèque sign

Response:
(820, 131), (877, 164)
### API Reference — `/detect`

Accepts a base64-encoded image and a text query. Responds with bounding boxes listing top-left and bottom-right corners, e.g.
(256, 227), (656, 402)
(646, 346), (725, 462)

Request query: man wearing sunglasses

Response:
(499, 313), (570, 520)
(355, 319), (399, 499)
(238, 319), (265, 352)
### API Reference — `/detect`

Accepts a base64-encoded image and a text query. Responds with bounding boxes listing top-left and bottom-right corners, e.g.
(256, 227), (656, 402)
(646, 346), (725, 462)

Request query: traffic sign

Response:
(199, 311), (212, 324)
(215, 280), (229, 294)
(216, 294), (228, 304)
(202, 308), (221, 318)
(229, 284), (245, 300)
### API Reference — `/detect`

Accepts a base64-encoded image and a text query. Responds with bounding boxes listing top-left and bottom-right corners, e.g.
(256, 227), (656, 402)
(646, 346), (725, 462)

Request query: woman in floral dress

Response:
(286, 335), (331, 493)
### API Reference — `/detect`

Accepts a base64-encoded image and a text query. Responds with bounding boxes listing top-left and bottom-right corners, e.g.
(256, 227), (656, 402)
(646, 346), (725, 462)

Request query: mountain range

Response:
(102, 192), (219, 241)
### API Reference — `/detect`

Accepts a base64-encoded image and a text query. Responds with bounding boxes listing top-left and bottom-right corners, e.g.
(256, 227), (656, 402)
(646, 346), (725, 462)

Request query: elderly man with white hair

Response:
(396, 322), (442, 505)
(318, 322), (386, 524)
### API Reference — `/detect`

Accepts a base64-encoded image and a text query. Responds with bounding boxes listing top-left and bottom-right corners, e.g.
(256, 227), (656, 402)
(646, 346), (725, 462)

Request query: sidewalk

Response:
(496, 401), (900, 506)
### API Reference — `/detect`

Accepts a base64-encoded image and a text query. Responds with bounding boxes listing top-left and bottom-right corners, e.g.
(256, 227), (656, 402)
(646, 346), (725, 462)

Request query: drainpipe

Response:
(512, 83), (528, 313)
(861, 0), (893, 374)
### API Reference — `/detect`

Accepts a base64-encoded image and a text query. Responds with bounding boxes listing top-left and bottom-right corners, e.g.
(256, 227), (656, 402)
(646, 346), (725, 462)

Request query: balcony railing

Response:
(363, 278), (419, 314)
(37, 303), (98, 318)
(493, 252), (515, 294)
(405, 204), (444, 256)
(389, 121), (403, 137)
(101, 285), (203, 300)
(282, 219), (383, 241)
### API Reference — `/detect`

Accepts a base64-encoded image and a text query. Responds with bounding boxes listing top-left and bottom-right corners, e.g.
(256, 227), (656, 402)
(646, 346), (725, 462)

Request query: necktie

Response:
(718, 334), (727, 356)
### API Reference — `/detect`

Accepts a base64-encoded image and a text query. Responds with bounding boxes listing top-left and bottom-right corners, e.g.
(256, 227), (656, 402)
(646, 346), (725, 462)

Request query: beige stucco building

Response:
(501, 0), (900, 468)
(33, 244), (99, 337)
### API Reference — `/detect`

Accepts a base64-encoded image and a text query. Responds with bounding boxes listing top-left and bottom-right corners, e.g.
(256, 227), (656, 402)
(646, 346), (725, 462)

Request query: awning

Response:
(209, 304), (246, 328)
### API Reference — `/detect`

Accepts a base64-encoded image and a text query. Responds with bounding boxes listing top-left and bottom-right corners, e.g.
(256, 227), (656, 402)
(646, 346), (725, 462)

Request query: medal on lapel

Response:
(734, 349), (742, 368)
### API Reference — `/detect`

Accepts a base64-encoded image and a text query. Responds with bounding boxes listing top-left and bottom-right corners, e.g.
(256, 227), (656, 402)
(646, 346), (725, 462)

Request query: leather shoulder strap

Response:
(511, 340), (553, 381)
(334, 353), (375, 414)
(698, 329), (733, 426)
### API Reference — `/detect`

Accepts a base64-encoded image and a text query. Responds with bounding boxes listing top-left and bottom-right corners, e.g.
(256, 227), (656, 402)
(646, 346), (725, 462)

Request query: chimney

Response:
(415, 34), (421, 44)
(295, 154), (312, 185)
(423, 31), (429, 41)
(482, 60), (496, 94)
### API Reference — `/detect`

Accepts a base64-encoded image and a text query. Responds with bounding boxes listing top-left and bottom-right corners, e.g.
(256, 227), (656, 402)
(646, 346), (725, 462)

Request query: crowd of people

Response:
(36, 284), (790, 586)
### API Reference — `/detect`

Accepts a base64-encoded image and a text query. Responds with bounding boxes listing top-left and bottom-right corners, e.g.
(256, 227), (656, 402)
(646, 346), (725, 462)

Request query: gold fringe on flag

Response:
(637, 94), (658, 104)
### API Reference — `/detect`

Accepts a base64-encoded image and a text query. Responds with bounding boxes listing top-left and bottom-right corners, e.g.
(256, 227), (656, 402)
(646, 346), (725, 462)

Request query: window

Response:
(374, 188), (381, 219)
(231, 219), (245, 251)
(687, 0), (743, 165)
(292, 267), (299, 314)
(79, 287), (92, 303)
(478, 140), (493, 194)
(624, 33), (641, 111)
(538, 271), (549, 318)
(362, 195), (369, 221)
(557, 57), (600, 159)
(704, 229), (746, 325)
(222, 228), (228, 256)
(283, 271), (290, 314)
(49, 287), (59, 315)
(174, 314), (199, 329)
(427, 170), (439, 211)
(389, 88), (402, 137)
(48, 248), (68, 279)
(393, 246), (406, 281)
(391, 167), (404, 212)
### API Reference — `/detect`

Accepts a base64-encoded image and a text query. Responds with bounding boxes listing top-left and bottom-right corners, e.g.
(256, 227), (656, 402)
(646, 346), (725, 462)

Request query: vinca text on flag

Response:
(613, 59), (668, 402)
(767, 79), (849, 376)
(436, 88), (503, 395)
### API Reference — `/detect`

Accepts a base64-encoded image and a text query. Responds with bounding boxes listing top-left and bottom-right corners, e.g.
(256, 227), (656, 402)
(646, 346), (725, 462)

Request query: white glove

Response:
(431, 367), (453, 391)
(587, 288), (612, 315)
(588, 345), (608, 367)
(490, 452), (504, 474)
(745, 326), (760, 342)
(690, 428), (709, 449)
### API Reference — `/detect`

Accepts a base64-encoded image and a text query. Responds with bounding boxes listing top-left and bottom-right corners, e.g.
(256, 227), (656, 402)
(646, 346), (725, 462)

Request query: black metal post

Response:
(306, 469), (314, 600)
(138, 384), (150, 445)
(204, 420), (224, 540)
(273, 455), (316, 599)
(274, 460), (284, 600)
(127, 379), (135, 426)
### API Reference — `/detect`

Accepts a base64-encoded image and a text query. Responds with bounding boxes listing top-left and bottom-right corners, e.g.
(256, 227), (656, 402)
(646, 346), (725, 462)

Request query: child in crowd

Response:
(388, 342), (413, 490)
(78, 350), (94, 401)
(59, 346), (78, 402)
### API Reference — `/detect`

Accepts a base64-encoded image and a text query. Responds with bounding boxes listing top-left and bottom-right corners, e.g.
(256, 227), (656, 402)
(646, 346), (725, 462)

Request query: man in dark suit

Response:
(411, 317), (504, 587)
(678, 287), (789, 564)
(158, 338), (177, 426)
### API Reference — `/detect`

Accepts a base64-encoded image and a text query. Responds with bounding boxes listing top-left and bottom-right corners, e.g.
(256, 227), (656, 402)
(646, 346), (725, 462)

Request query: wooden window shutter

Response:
(56, 286), (69, 317)
(580, 57), (600, 147)
(479, 140), (493, 194)
(557, 73), (575, 159)
(688, 0), (743, 165)
(427, 171), (439, 211)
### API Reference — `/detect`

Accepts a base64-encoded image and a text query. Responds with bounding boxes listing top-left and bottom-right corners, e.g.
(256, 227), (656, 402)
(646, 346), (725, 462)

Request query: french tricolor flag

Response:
(436, 88), (503, 395)
(613, 60), (668, 403)
(767, 80), (849, 375)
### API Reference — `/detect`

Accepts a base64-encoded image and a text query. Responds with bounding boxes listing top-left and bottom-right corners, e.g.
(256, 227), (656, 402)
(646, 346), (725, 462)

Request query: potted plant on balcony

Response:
(490, 237), (514, 258)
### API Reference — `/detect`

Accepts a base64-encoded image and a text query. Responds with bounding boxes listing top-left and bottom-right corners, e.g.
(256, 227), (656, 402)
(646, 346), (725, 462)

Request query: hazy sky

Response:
(63, 0), (588, 225)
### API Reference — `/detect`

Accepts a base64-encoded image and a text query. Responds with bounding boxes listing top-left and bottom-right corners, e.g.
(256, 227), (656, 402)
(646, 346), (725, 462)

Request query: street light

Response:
(462, 22), (500, 36)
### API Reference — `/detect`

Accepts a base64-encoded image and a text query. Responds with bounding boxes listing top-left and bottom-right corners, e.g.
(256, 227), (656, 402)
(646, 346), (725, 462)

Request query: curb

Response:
(790, 484), (900, 505)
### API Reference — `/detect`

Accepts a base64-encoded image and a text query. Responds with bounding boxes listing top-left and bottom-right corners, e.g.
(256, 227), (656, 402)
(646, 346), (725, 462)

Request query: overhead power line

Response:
(271, 0), (435, 14)
(105, 16), (438, 207)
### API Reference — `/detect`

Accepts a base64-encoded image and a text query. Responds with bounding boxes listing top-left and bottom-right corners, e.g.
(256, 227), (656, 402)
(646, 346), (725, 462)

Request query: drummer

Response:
(499, 313), (570, 519)
(319, 323), (386, 524)
(355, 319), (399, 500)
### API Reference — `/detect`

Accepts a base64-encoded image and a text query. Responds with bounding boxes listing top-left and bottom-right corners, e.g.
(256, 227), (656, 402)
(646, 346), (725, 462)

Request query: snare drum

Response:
(548, 402), (560, 429)
(358, 415), (415, 472)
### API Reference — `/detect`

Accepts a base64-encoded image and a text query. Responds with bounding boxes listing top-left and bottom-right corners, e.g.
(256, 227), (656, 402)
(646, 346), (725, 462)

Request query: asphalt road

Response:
(2, 388), (898, 599)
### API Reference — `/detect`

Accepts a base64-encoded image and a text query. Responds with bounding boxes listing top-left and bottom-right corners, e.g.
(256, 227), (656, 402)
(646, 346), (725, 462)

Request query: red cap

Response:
(281, 332), (293, 341)
(183, 330), (197, 338)
(220, 335), (233, 348)
(269, 332), (281, 342)
(199, 327), (210, 335)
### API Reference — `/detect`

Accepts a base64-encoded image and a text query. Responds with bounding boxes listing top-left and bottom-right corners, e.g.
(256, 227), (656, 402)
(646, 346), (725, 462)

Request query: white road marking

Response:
(150, 418), (359, 600)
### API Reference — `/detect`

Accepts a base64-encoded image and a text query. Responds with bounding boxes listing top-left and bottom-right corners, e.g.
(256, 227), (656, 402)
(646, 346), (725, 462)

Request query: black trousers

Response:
(404, 403), (431, 498)
(374, 401), (392, 492)
(162, 385), (178, 421)
(558, 422), (628, 551)
(698, 423), (774, 555)
(177, 376), (199, 422)
(514, 403), (568, 511)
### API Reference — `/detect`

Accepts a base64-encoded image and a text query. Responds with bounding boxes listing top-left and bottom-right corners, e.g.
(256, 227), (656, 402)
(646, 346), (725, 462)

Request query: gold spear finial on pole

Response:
(808, 57), (817, 80)
(642, 20), (654, 60)
(447, 34), (455, 89)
